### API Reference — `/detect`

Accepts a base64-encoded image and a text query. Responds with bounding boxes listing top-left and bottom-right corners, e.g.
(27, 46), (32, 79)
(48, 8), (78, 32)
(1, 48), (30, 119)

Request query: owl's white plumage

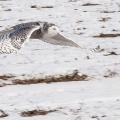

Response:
(47, 26), (59, 37)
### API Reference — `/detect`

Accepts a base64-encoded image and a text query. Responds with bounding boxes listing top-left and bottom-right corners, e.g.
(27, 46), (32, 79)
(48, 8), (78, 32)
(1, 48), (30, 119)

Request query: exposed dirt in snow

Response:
(21, 109), (57, 117)
(93, 33), (120, 38)
(0, 70), (88, 87)
(13, 70), (88, 85)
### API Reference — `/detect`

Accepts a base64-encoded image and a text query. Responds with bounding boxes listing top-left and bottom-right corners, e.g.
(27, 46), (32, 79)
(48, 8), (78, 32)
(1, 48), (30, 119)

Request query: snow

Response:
(0, 0), (120, 119)
(1, 80), (120, 120)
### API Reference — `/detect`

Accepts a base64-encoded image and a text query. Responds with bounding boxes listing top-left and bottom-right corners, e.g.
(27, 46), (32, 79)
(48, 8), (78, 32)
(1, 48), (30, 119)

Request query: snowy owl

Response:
(0, 21), (80, 54)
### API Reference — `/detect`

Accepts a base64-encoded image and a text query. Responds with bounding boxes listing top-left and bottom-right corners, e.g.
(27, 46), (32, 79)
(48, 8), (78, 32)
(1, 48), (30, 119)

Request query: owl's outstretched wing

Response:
(31, 30), (80, 48)
(0, 23), (40, 50)
(9, 25), (40, 49)
(44, 33), (80, 48)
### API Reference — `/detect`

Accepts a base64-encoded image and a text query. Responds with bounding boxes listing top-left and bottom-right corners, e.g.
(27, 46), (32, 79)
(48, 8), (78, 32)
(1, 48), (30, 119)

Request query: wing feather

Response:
(0, 22), (40, 50)
(9, 26), (39, 49)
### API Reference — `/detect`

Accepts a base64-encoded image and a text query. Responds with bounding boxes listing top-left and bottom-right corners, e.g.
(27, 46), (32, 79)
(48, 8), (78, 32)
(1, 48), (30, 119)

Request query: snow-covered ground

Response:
(0, 0), (120, 119)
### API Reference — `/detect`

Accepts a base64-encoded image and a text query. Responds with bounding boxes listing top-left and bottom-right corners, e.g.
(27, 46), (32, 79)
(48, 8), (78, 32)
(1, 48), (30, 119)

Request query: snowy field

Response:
(0, 0), (120, 119)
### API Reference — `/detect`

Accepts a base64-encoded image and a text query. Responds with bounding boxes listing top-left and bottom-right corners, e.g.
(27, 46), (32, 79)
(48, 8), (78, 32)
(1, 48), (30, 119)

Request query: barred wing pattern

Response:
(0, 29), (14, 42)
(10, 27), (35, 49)
(0, 24), (40, 54)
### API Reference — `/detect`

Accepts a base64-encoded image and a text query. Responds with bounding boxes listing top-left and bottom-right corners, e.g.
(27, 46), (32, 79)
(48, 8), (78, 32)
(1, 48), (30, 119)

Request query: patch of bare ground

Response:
(31, 5), (38, 8)
(82, 3), (100, 6)
(0, 110), (8, 118)
(93, 45), (105, 53)
(104, 51), (120, 56)
(30, 5), (54, 9)
(93, 33), (120, 38)
(112, 29), (118, 32)
(91, 115), (107, 119)
(13, 70), (88, 85)
(21, 109), (57, 117)
(4, 9), (12, 11)
(41, 6), (54, 8)
(99, 17), (111, 22)
(0, 74), (15, 80)
(76, 20), (83, 23)
(104, 70), (118, 78)
(101, 10), (118, 13)
(18, 19), (26, 21)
